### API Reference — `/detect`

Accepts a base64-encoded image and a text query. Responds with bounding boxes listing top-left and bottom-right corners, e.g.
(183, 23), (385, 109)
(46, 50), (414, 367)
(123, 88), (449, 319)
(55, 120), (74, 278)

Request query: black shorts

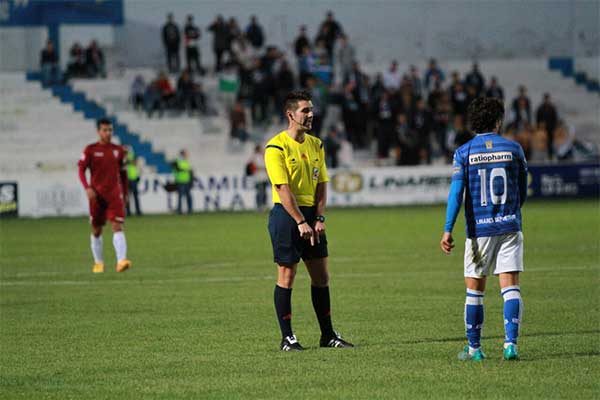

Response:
(268, 204), (328, 266)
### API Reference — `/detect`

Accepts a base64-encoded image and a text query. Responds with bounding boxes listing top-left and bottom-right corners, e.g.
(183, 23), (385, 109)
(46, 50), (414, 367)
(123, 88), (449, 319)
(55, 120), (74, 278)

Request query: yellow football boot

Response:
(116, 259), (132, 273)
(92, 263), (105, 274)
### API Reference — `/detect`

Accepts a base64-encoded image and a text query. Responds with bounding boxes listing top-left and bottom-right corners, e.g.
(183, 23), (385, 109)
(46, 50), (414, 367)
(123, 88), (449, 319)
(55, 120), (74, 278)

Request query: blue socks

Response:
(502, 285), (522, 345)
(465, 289), (484, 350)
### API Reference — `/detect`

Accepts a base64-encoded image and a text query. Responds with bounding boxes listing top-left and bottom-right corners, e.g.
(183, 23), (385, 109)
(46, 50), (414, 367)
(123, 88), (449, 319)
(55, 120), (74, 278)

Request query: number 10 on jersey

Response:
(478, 168), (507, 206)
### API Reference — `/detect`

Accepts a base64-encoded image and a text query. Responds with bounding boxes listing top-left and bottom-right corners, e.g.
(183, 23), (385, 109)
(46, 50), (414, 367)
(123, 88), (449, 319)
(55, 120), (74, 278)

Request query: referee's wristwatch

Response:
(315, 215), (325, 223)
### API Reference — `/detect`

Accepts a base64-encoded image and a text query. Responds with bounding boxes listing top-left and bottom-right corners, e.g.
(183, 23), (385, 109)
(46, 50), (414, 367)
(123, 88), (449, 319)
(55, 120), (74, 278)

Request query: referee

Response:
(265, 90), (354, 351)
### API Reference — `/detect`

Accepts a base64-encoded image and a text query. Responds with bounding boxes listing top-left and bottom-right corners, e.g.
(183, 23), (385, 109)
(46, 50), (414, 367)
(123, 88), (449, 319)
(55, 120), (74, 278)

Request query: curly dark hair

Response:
(467, 97), (504, 133)
(284, 90), (312, 113)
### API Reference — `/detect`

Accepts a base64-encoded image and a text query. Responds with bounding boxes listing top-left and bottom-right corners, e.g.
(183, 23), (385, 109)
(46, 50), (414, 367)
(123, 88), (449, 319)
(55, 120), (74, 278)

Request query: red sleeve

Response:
(119, 147), (128, 196)
(78, 146), (90, 189)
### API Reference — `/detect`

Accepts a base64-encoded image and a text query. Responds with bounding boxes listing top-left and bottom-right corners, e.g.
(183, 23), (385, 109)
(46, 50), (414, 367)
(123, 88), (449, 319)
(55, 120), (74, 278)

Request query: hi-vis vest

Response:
(127, 152), (139, 180)
(174, 159), (192, 183)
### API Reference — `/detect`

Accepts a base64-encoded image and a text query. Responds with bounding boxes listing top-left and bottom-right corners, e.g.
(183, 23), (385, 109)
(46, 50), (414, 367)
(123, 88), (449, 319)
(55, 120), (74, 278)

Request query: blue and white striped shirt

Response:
(445, 133), (528, 238)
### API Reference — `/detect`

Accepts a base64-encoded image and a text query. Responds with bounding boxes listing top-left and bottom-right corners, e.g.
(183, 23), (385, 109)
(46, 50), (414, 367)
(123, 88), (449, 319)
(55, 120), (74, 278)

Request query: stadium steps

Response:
(69, 70), (255, 174)
(0, 73), (96, 175)
(25, 71), (172, 173)
(549, 57), (600, 94)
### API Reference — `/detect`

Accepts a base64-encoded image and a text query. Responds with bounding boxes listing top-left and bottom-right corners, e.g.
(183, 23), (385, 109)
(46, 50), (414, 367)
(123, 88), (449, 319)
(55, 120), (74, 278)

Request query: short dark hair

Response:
(467, 97), (504, 133)
(284, 90), (311, 113)
(96, 118), (112, 129)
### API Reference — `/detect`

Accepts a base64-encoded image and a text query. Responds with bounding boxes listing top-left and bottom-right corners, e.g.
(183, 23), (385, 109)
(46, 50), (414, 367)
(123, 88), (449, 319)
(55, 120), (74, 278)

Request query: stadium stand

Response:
(0, 73), (97, 175)
(431, 58), (599, 145)
(3, 58), (597, 180)
(70, 70), (257, 174)
(70, 58), (599, 168)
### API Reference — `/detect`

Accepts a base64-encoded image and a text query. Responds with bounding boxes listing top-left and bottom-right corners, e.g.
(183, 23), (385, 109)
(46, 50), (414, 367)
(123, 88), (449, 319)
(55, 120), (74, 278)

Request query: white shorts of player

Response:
(464, 232), (524, 278)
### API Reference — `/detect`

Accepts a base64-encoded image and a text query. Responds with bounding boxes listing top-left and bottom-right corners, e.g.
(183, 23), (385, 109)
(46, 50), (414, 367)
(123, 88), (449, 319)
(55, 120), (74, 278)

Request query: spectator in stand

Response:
(184, 15), (203, 75)
(275, 59), (295, 113)
(294, 25), (310, 59)
(485, 76), (504, 100)
(511, 85), (532, 128)
(512, 97), (531, 129)
(394, 113), (420, 165)
(230, 100), (249, 142)
(383, 60), (401, 92)
(245, 15), (265, 51)
(318, 10), (344, 57)
(346, 61), (365, 86)
(448, 70), (461, 97)
(465, 84), (478, 109)
(370, 72), (386, 104)
(218, 61), (240, 110)
(144, 78), (164, 118)
(515, 123), (533, 159)
(130, 75), (146, 111)
(177, 70), (206, 115)
(231, 35), (254, 99)
(530, 123), (550, 163)
(334, 34), (355, 87)
(313, 37), (329, 63)
(446, 114), (473, 152)
(261, 46), (283, 119)
(342, 81), (362, 148)
(427, 80), (445, 111)
(228, 17), (242, 43)
(399, 86), (415, 118)
(323, 125), (342, 169)
(464, 62), (485, 96)
(208, 15), (230, 72)
(162, 13), (181, 73)
(408, 65), (423, 97)
(450, 81), (469, 118)
(156, 71), (176, 104)
(433, 92), (452, 160)
(250, 58), (269, 124)
(536, 93), (558, 160)
(375, 91), (395, 160)
(298, 46), (315, 88)
(40, 40), (60, 86)
(305, 75), (325, 137)
(313, 53), (333, 87)
(66, 42), (86, 79)
(356, 74), (372, 141)
(411, 97), (434, 164)
(424, 58), (445, 93)
(85, 40), (106, 78)
(145, 71), (175, 118)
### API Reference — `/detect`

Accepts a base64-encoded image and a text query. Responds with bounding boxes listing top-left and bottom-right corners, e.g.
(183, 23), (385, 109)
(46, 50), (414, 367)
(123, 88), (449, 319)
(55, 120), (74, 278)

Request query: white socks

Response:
(113, 231), (127, 262)
(91, 235), (103, 263)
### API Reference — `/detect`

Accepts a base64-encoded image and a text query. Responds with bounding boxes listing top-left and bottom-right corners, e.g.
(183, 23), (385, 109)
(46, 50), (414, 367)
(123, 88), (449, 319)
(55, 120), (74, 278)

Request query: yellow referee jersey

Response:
(264, 131), (329, 206)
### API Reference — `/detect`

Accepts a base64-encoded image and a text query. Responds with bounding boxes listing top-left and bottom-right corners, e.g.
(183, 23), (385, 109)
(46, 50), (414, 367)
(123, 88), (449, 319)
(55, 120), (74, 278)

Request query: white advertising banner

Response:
(14, 173), (258, 217)
(12, 166), (453, 217)
(327, 166), (453, 206)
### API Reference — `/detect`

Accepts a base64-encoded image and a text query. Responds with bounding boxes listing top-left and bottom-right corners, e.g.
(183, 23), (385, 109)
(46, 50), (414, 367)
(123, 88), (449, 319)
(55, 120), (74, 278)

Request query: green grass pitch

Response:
(1, 200), (598, 399)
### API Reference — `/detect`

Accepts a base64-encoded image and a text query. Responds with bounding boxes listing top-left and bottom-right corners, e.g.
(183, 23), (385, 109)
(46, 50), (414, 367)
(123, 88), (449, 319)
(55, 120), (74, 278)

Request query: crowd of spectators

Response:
(154, 10), (589, 164)
(39, 10), (594, 166)
(130, 70), (208, 118)
(39, 39), (106, 86)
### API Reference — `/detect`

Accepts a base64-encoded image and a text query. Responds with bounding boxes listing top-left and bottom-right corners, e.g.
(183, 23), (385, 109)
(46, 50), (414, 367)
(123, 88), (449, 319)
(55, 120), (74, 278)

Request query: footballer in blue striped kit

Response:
(441, 97), (528, 361)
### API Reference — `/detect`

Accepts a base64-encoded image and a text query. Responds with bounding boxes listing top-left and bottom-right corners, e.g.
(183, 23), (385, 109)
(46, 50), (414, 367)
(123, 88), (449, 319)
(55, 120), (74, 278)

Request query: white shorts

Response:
(464, 232), (524, 278)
